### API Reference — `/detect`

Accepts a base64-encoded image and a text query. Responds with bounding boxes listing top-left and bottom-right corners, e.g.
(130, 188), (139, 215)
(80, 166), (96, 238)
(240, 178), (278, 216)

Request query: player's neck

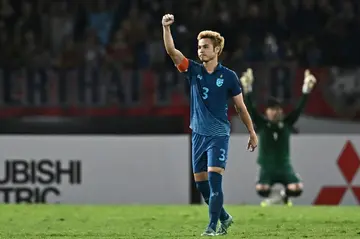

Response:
(203, 58), (218, 74)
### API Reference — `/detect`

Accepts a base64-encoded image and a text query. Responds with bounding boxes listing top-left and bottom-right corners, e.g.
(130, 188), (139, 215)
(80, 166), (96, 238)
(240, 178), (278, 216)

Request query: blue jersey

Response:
(182, 59), (242, 136)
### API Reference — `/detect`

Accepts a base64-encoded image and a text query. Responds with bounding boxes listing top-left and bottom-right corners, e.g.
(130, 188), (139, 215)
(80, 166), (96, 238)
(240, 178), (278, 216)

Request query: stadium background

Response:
(0, 0), (360, 206)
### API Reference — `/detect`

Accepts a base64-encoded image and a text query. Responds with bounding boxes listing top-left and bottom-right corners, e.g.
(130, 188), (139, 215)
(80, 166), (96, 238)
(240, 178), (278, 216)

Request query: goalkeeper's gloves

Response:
(240, 68), (254, 94)
(302, 69), (317, 94)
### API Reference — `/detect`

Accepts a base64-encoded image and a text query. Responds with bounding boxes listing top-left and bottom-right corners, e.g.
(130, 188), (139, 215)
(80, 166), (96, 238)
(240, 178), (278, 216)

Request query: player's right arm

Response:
(238, 69), (267, 128)
(162, 14), (189, 73)
(284, 70), (316, 126)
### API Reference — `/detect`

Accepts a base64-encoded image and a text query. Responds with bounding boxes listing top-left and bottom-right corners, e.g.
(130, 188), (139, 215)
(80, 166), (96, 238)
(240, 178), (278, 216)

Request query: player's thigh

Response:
(192, 133), (208, 175)
(286, 172), (303, 190)
(256, 167), (273, 189)
(283, 167), (303, 189)
(207, 135), (229, 174)
(193, 154), (208, 181)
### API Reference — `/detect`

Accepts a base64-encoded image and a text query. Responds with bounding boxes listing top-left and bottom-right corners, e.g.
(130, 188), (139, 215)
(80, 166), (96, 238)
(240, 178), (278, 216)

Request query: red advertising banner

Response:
(1, 65), (359, 121)
(0, 67), (189, 118)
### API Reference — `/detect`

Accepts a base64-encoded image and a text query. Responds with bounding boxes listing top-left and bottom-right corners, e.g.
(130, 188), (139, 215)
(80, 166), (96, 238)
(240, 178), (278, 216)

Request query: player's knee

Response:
(194, 172), (208, 182)
(256, 184), (271, 198)
(194, 172), (209, 191)
(287, 183), (303, 190)
(256, 184), (270, 191)
(208, 166), (224, 175)
(286, 184), (303, 197)
(287, 183), (303, 191)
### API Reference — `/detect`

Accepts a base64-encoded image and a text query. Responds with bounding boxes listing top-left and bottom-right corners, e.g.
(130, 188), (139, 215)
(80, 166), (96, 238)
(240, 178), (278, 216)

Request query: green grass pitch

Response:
(0, 205), (359, 238)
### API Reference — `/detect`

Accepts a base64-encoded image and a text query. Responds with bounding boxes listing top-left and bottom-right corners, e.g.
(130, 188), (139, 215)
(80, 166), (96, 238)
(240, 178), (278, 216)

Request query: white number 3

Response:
(219, 149), (226, 161)
(202, 87), (209, 99)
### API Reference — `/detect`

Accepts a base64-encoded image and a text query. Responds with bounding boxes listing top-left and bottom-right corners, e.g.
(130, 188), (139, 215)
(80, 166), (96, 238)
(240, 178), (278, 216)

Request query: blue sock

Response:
(196, 181), (229, 222)
(208, 172), (224, 231)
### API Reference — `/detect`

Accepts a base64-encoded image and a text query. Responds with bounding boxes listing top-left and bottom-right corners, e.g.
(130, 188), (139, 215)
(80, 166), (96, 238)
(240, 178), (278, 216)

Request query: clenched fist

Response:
(162, 14), (174, 27)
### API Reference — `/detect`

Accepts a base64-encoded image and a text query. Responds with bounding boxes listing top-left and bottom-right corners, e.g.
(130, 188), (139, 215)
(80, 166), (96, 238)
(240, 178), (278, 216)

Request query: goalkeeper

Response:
(237, 69), (316, 206)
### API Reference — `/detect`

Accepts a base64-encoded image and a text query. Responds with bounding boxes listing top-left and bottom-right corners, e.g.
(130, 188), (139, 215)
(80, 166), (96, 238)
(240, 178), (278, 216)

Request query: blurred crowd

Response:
(0, 0), (359, 72)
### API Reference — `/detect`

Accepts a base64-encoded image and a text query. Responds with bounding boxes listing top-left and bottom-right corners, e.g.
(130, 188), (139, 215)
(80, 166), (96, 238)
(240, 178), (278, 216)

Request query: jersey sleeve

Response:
(284, 93), (309, 126)
(176, 58), (198, 78)
(244, 93), (267, 128)
(229, 71), (242, 97)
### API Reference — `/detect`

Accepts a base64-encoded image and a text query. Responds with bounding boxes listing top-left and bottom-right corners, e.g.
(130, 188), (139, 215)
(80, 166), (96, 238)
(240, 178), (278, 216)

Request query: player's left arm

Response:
(284, 69), (317, 126)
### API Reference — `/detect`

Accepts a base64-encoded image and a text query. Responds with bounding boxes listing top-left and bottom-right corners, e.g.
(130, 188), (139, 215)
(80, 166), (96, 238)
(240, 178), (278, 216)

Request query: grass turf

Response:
(0, 205), (359, 238)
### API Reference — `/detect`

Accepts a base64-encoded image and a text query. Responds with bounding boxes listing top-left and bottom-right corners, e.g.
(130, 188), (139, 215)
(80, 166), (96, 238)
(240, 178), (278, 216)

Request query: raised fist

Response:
(162, 14), (174, 27)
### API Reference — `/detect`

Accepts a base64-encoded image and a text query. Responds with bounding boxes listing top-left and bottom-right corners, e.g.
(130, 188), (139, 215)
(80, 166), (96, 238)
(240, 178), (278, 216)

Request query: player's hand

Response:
(302, 69), (317, 94)
(240, 68), (254, 94)
(245, 68), (254, 82)
(247, 132), (258, 152)
(162, 14), (174, 27)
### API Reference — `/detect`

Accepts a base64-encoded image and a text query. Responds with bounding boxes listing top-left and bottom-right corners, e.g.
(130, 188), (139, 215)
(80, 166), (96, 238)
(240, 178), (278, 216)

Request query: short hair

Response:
(197, 30), (225, 56)
(266, 97), (282, 109)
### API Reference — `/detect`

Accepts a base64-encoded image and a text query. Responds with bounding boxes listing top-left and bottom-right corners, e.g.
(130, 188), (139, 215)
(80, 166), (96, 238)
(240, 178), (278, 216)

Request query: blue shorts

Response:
(192, 132), (230, 173)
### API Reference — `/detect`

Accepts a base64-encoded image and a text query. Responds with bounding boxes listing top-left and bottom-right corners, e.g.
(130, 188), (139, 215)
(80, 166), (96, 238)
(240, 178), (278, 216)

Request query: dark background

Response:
(0, 0), (360, 134)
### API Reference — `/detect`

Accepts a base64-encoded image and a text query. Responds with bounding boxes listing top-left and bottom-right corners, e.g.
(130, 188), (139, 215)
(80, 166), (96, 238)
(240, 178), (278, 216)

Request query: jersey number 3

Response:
(202, 87), (209, 99)
(218, 148), (226, 161)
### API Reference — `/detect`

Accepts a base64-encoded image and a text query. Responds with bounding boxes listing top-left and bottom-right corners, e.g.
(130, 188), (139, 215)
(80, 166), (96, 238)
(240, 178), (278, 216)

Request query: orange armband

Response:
(176, 57), (189, 72)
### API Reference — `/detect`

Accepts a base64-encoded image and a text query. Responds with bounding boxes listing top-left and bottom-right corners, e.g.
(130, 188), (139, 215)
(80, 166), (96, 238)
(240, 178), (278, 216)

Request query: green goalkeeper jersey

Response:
(245, 93), (309, 169)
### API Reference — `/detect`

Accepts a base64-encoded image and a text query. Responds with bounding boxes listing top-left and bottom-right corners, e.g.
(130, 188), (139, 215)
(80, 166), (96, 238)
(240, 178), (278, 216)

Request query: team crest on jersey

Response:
(216, 78), (224, 87)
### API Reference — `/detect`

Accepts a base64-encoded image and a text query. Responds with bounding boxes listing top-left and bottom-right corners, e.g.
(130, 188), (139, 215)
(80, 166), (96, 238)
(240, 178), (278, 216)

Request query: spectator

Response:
(82, 30), (105, 68)
(87, 0), (114, 46)
(147, 30), (166, 70)
(0, 0), (359, 70)
(54, 35), (82, 70)
(47, 1), (74, 55)
(106, 29), (134, 69)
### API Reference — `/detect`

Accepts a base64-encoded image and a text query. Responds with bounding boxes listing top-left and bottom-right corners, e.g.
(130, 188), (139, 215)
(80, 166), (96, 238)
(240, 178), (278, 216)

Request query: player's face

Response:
(198, 38), (218, 62)
(266, 107), (283, 122)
